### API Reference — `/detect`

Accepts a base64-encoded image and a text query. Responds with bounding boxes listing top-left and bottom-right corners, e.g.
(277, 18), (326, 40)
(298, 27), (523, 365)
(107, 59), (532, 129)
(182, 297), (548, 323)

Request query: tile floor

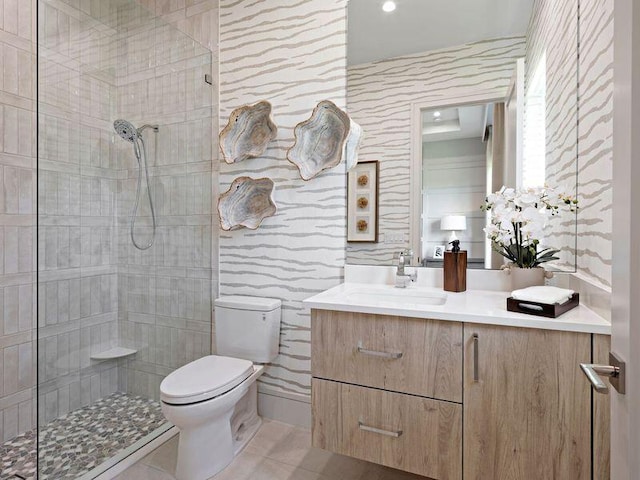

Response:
(1, 392), (166, 480)
(116, 419), (428, 480)
(0, 429), (36, 480)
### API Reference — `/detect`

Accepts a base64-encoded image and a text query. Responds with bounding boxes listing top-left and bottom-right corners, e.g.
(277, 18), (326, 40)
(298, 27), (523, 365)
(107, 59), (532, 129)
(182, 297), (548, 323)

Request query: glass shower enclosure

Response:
(36, 0), (213, 477)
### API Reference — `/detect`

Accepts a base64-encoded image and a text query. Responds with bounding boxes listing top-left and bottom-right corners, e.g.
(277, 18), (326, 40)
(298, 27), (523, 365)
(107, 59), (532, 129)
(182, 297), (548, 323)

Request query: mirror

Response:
(345, 0), (578, 271)
(420, 102), (496, 269)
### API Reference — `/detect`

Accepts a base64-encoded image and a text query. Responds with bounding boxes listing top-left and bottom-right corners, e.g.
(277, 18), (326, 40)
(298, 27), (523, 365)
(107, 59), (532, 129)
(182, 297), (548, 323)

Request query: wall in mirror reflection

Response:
(346, 36), (527, 268)
(345, 1), (586, 275)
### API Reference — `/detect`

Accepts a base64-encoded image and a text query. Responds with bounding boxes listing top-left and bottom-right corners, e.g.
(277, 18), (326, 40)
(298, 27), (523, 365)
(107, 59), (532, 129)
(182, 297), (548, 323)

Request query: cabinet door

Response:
(312, 378), (462, 480)
(463, 324), (591, 480)
(312, 310), (463, 402)
(593, 334), (611, 480)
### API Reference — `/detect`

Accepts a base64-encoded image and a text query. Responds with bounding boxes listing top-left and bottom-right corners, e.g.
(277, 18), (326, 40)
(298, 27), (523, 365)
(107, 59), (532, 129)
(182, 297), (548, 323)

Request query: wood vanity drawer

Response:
(311, 309), (463, 402)
(312, 378), (462, 480)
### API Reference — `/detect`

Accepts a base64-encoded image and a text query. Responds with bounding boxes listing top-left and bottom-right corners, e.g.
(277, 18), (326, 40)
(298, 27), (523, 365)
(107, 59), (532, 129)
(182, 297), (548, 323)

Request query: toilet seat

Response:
(160, 355), (254, 405)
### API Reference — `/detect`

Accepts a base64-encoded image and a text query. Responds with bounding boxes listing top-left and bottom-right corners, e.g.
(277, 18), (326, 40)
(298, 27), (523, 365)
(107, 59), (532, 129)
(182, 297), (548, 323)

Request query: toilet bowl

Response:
(161, 357), (264, 480)
(160, 296), (281, 480)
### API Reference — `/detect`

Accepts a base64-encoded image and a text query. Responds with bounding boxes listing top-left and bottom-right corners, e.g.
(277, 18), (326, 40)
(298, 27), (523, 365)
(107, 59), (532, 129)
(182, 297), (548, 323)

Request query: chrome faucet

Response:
(395, 249), (417, 288)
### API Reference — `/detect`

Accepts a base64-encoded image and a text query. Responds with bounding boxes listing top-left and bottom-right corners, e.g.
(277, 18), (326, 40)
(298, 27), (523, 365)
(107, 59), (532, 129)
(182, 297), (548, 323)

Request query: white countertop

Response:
(303, 283), (611, 335)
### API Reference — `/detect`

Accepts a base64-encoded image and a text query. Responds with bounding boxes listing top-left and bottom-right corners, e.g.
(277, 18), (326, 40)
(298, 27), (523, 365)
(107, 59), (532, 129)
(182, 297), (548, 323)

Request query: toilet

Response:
(160, 295), (281, 480)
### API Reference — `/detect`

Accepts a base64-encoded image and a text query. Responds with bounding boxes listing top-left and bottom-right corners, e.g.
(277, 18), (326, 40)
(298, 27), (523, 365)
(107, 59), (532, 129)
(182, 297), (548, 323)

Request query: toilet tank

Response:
(214, 296), (282, 363)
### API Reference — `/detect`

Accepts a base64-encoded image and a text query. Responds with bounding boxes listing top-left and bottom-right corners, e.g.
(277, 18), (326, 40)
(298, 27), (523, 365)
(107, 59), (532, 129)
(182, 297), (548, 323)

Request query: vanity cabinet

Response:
(311, 309), (610, 480)
(311, 310), (463, 479)
(593, 334), (611, 480)
(463, 324), (591, 480)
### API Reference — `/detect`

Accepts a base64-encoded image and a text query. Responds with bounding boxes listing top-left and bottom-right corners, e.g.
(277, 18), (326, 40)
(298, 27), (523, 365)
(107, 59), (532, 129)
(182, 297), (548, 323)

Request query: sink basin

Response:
(346, 289), (447, 306)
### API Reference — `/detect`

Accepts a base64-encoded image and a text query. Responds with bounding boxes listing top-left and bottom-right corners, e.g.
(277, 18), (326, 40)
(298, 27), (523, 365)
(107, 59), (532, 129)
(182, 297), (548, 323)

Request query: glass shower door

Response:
(37, 0), (213, 477)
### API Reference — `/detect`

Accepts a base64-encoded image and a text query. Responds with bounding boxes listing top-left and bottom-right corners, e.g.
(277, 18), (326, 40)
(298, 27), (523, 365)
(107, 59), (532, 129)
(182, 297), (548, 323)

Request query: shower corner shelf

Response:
(90, 347), (138, 361)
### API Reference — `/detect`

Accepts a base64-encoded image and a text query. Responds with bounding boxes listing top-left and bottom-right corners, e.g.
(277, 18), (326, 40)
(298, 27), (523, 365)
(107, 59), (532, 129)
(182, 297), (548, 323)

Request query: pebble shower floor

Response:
(0, 392), (165, 479)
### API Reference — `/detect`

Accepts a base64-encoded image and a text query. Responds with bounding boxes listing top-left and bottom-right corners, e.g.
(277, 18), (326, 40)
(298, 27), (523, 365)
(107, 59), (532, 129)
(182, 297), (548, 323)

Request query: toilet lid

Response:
(160, 355), (254, 405)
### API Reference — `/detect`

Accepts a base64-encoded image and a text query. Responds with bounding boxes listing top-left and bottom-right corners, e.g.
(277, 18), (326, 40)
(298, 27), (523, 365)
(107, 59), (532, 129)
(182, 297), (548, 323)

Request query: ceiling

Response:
(347, 0), (534, 65)
(422, 104), (488, 143)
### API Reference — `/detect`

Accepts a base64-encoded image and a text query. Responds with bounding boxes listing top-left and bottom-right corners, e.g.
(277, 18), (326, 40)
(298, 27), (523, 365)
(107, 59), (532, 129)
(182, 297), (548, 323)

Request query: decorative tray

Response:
(506, 293), (579, 318)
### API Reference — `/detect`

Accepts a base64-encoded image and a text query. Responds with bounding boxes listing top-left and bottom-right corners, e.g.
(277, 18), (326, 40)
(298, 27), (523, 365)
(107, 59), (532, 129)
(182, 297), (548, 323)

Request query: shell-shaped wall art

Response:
(218, 177), (276, 230)
(287, 100), (351, 181)
(219, 101), (277, 164)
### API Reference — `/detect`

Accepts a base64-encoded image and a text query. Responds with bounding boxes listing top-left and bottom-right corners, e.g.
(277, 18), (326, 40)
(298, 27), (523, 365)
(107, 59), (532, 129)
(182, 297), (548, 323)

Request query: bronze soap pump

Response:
(443, 240), (467, 292)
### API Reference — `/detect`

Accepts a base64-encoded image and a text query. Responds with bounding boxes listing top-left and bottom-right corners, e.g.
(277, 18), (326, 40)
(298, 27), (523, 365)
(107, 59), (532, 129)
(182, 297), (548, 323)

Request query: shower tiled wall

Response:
(34, 0), (216, 428)
(37, 0), (121, 426)
(0, 0), (37, 442)
(138, 0), (219, 52)
(5, 0), (216, 444)
(114, 2), (215, 400)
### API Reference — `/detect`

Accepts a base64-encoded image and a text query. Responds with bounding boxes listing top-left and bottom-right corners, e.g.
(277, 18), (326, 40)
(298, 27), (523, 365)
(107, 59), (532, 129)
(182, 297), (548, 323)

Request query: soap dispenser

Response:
(443, 240), (467, 292)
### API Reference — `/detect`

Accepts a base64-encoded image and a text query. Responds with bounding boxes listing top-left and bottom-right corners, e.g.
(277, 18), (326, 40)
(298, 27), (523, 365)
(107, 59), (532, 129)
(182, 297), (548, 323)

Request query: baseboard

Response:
(86, 426), (178, 480)
(257, 385), (311, 429)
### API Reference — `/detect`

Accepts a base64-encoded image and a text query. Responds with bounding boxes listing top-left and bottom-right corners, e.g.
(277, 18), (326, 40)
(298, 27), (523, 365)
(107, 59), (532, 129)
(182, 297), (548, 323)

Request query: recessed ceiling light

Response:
(382, 1), (396, 13)
(433, 111), (441, 118)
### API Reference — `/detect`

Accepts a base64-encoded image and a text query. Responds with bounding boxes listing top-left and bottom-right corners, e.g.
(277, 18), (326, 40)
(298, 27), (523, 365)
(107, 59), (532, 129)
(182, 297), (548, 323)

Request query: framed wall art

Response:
(347, 161), (379, 242)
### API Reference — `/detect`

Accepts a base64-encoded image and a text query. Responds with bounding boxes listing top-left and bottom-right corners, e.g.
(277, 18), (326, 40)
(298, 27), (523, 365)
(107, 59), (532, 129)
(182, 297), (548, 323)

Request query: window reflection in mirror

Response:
(523, 52), (547, 189)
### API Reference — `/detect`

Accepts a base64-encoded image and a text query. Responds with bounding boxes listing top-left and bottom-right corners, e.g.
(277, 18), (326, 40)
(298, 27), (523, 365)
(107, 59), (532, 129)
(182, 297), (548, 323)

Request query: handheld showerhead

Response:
(114, 119), (140, 143)
(113, 118), (159, 250)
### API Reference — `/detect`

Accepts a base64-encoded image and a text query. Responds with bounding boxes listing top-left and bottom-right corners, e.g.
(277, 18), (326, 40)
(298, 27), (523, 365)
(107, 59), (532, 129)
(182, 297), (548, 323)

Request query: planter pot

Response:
(506, 266), (551, 290)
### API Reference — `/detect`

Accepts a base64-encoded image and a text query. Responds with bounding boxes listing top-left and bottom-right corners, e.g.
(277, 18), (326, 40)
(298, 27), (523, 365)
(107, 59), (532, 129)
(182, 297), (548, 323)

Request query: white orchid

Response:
(486, 193), (500, 204)
(515, 191), (539, 207)
(502, 187), (516, 201)
(481, 185), (578, 268)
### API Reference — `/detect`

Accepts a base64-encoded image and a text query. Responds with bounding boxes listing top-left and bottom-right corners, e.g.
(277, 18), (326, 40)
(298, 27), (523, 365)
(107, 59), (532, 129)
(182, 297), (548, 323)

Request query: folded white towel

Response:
(511, 286), (575, 305)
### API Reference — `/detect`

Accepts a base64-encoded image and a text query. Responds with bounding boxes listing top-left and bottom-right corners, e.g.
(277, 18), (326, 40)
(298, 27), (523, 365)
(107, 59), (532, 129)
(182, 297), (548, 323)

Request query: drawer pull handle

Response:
(473, 333), (479, 382)
(358, 421), (403, 438)
(357, 342), (403, 359)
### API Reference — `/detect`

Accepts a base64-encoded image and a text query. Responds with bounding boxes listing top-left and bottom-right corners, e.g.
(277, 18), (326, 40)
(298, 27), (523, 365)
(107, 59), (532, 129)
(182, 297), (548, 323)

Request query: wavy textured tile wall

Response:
(528, 0), (614, 289)
(218, 0), (347, 398)
(576, 0), (613, 288)
(526, 0), (579, 272)
(346, 37), (526, 265)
